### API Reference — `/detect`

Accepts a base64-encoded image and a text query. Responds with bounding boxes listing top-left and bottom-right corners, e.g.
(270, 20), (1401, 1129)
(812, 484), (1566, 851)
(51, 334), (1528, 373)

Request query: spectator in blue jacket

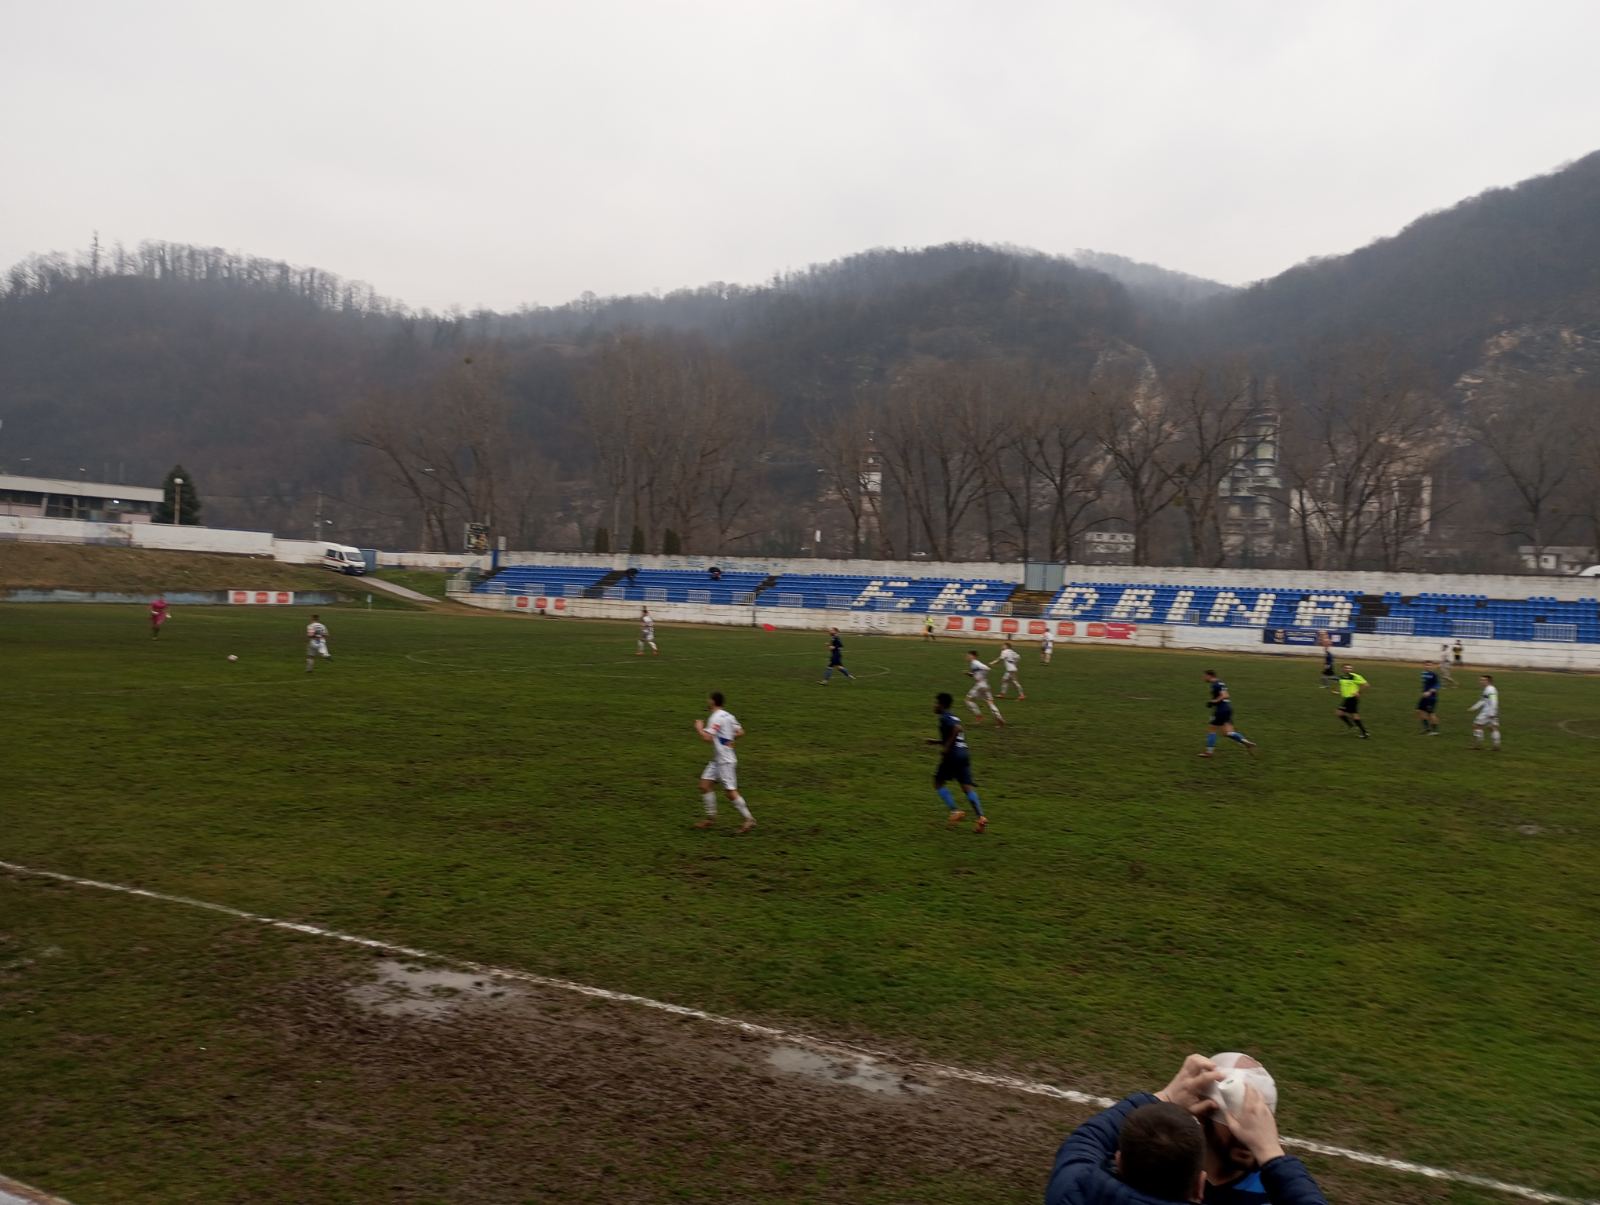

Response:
(1045, 1055), (1329, 1205)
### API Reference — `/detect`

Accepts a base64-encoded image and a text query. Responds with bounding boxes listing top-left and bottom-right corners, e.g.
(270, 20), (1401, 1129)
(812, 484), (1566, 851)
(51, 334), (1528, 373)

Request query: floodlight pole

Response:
(173, 477), (184, 526)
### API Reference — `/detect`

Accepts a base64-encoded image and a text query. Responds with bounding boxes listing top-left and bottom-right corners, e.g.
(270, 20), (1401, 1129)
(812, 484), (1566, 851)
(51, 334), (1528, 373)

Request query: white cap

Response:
(1207, 1051), (1278, 1117)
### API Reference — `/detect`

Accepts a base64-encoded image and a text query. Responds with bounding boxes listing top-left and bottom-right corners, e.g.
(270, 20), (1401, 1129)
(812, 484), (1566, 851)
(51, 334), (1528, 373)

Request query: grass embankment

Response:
(0, 542), (350, 594)
(369, 567), (452, 599)
(1, 606), (1596, 1202)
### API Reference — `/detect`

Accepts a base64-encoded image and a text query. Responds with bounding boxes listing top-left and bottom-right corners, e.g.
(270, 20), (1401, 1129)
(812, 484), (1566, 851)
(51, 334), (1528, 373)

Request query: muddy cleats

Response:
(736, 819), (756, 834)
(974, 817), (988, 834)
(692, 818), (715, 830)
(946, 810), (966, 826)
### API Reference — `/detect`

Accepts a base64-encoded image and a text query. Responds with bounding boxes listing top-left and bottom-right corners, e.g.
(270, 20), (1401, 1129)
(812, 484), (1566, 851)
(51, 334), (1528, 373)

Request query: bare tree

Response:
(578, 332), (770, 555)
(871, 360), (999, 560)
(346, 349), (525, 551)
(810, 402), (888, 557)
(1092, 356), (1182, 564)
(1278, 349), (1443, 570)
(1022, 372), (1108, 562)
(1155, 362), (1256, 566)
(1465, 380), (1581, 567)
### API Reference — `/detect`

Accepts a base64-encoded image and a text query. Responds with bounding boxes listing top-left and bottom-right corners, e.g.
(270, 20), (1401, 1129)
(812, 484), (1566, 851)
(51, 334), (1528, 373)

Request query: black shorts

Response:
(1417, 696), (1437, 713)
(1210, 705), (1234, 726)
(935, 756), (974, 787)
(1340, 697), (1361, 714)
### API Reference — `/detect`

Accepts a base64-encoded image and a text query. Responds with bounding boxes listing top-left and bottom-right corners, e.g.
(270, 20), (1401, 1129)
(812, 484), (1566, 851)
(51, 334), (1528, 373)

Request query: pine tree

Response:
(154, 465), (203, 525)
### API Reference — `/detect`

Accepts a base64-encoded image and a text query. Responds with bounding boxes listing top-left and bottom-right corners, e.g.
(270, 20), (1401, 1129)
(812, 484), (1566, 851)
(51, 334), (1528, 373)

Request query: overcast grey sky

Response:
(2, 0), (1597, 311)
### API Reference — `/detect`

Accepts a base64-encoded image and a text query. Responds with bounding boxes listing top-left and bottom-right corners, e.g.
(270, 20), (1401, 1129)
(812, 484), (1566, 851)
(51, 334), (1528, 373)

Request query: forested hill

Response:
(1205, 148), (1600, 377)
(1, 147), (1598, 558)
(0, 242), (1147, 540)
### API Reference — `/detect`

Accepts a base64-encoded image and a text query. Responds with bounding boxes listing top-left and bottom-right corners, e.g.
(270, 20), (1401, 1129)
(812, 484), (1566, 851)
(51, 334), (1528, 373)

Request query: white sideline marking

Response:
(2, 860), (1592, 1205)
(0, 1172), (74, 1204)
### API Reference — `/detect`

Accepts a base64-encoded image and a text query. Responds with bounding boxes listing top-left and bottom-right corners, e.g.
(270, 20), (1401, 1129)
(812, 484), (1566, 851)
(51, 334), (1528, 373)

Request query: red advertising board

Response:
(941, 616), (1136, 641)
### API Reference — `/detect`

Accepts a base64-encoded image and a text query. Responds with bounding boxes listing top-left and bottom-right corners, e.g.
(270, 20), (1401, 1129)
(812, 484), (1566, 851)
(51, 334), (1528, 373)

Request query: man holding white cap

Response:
(1044, 1053), (1328, 1205)
(1198, 1052), (1287, 1204)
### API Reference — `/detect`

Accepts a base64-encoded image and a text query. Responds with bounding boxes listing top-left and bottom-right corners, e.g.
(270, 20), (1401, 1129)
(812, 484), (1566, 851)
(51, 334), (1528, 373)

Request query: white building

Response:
(0, 473), (162, 523)
(1518, 545), (1598, 574)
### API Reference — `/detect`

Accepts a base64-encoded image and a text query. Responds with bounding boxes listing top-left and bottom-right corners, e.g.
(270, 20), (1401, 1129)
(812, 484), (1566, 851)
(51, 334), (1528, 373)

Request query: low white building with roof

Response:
(0, 473), (164, 523)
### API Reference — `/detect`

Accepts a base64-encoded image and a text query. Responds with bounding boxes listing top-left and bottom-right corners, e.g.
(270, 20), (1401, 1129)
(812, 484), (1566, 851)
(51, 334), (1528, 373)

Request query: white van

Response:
(321, 544), (368, 575)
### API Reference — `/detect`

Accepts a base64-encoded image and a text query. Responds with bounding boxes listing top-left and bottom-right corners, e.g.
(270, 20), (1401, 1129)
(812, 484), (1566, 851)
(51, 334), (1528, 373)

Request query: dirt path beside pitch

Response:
(234, 957), (1450, 1204)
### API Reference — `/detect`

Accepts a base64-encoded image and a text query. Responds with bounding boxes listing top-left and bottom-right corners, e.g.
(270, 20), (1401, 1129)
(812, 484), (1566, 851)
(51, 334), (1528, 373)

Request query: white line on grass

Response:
(0, 1173), (74, 1205)
(1, 859), (1591, 1205)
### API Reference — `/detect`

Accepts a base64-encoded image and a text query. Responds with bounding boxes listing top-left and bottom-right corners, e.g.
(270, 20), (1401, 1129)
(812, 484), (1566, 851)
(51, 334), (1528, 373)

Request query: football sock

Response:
(1206, 732), (1218, 750)
(701, 791), (717, 816)
(965, 790), (984, 818)
(1491, 730), (1501, 748)
(841, 667), (853, 679)
(1355, 719), (1368, 735)
(1339, 714), (1352, 727)
(732, 797), (753, 821)
(936, 787), (959, 812)
(1227, 732), (1247, 744)
(823, 667), (833, 680)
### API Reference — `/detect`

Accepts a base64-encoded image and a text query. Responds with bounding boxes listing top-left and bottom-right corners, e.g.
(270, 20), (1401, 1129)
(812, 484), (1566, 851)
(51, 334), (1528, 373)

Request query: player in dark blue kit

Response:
(1318, 630), (1336, 689)
(927, 692), (986, 832)
(820, 626), (855, 684)
(1201, 670), (1257, 758)
(1415, 661), (1441, 735)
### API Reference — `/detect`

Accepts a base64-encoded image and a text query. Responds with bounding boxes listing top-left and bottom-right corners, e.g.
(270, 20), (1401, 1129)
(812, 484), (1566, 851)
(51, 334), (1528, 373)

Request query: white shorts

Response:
(307, 639), (329, 658)
(1474, 712), (1499, 727)
(967, 683), (993, 702)
(701, 759), (738, 790)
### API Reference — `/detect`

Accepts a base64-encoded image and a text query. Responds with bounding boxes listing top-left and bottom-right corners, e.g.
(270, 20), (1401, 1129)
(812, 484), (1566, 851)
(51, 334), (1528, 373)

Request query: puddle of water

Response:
(767, 1044), (932, 1096)
(347, 959), (516, 1020)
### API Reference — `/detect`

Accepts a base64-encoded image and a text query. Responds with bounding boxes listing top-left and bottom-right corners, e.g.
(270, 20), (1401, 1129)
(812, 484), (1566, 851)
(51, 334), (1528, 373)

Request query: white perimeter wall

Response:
(0, 515), (275, 555)
(495, 549), (1600, 602)
(457, 592), (1600, 673)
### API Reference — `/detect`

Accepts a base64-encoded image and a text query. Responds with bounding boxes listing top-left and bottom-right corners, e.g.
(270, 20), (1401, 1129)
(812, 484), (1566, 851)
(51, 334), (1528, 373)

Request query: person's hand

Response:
(1155, 1054), (1222, 1113)
(694, 718), (705, 733)
(1222, 1083), (1285, 1164)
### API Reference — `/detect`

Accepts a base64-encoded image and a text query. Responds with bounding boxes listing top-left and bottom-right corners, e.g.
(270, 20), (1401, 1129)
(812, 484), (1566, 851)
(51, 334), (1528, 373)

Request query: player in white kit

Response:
(1040, 630), (1054, 664)
(964, 650), (1005, 725)
(997, 640), (1026, 699)
(693, 691), (755, 833)
(1468, 674), (1500, 750)
(305, 615), (331, 673)
(637, 608), (659, 656)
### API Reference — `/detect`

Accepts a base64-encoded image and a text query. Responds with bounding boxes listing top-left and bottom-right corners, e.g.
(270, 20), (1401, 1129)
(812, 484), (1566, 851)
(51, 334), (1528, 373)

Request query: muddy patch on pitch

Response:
(346, 959), (517, 1020)
(766, 1044), (933, 1097)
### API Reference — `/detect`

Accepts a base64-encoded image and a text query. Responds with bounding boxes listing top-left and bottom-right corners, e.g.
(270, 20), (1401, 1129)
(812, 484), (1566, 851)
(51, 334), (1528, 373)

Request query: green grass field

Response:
(2, 603), (1597, 1203)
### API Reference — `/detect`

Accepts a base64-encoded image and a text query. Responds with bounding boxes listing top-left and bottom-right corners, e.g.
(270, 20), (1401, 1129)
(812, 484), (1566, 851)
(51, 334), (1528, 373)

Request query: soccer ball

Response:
(227, 654), (239, 662)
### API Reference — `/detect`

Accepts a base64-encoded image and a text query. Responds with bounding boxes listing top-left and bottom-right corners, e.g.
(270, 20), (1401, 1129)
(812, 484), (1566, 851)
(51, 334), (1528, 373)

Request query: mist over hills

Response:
(2, 150), (1597, 568)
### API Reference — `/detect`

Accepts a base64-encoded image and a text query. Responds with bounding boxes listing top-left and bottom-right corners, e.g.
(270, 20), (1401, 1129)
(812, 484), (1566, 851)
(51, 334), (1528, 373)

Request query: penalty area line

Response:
(0, 859), (1592, 1205)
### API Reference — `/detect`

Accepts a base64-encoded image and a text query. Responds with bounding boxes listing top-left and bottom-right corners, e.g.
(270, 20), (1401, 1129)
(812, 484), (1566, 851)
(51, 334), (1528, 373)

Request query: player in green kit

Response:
(1335, 664), (1370, 738)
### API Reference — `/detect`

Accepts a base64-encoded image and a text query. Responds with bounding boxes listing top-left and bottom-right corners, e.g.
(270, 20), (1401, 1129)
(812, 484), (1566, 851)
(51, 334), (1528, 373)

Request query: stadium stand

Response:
(475, 566), (1598, 643)
(474, 565), (608, 598)
(754, 574), (1015, 613)
(482, 565), (772, 605)
(1039, 581), (1600, 642)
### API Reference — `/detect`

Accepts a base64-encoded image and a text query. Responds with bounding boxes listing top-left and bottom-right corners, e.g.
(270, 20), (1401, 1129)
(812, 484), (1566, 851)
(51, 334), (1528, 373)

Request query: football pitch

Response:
(2, 604), (1597, 1204)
